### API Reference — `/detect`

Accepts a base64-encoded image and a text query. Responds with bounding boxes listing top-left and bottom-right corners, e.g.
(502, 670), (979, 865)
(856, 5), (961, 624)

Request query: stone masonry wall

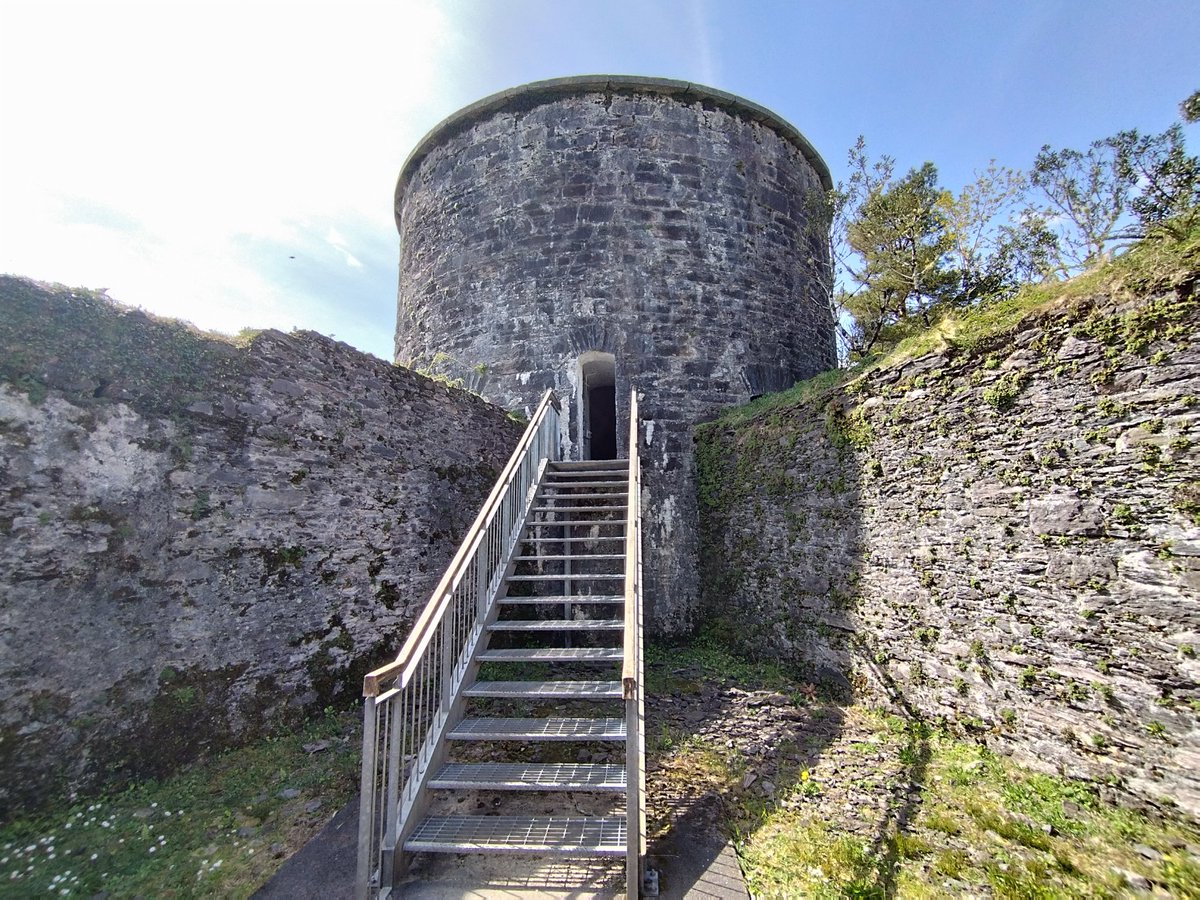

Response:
(394, 79), (835, 636)
(696, 267), (1200, 818)
(0, 277), (519, 815)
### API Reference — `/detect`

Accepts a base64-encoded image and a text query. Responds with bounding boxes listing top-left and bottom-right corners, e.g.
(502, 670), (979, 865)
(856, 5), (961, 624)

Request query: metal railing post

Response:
(356, 697), (378, 900)
(623, 389), (643, 898)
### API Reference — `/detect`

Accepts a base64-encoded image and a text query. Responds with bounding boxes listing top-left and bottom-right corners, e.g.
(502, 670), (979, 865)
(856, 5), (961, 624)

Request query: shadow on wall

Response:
(679, 402), (927, 899)
(692, 274), (1200, 821)
(695, 387), (868, 694)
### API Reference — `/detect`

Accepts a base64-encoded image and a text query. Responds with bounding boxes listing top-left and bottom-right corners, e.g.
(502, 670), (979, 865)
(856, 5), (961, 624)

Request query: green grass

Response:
(706, 368), (849, 428)
(645, 639), (1200, 896)
(708, 220), (1200, 432)
(646, 631), (800, 694)
(0, 708), (360, 898)
(730, 717), (1200, 897)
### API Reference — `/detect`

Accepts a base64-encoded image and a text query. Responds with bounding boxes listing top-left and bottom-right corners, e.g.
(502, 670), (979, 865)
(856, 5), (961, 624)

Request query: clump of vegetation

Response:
(829, 87), (1199, 359)
(0, 279), (257, 419)
(982, 370), (1031, 410)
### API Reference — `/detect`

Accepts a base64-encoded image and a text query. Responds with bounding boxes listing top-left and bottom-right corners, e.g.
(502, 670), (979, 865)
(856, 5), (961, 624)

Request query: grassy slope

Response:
(707, 223), (1200, 430)
(646, 640), (1200, 899)
(0, 709), (359, 898)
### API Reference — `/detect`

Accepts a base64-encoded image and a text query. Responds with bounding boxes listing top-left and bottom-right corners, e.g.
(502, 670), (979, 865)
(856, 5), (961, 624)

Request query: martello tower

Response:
(393, 76), (835, 635)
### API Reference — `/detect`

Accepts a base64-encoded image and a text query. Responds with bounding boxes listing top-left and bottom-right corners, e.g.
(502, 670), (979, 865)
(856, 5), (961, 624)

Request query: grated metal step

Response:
(532, 505), (627, 514)
(526, 520), (625, 528)
(549, 461), (629, 471)
(430, 762), (626, 792)
(405, 815), (626, 855)
(489, 618), (624, 632)
(449, 716), (626, 741)
(499, 594), (622, 605)
(478, 647), (623, 662)
(507, 573), (624, 582)
(542, 481), (629, 489)
(513, 554), (626, 562)
(535, 492), (628, 501)
(523, 536), (625, 544)
(464, 680), (622, 699)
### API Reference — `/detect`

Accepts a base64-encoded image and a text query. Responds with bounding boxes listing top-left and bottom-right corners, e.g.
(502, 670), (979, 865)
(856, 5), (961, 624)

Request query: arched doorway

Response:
(577, 351), (617, 460)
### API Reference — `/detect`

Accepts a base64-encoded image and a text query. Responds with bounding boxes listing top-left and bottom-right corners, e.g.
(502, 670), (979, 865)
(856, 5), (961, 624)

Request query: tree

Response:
(825, 137), (893, 356)
(1183, 89), (1200, 124)
(830, 141), (1047, 357)
(942, 162), (1054, 303)
(839, 155), (957, 353)
(1110, 125), (1200, 235)
(1029, 139), (1134, 275)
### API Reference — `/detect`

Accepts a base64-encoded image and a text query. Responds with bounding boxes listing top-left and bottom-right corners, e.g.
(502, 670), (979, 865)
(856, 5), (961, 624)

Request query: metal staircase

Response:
(356, 391), (645, 898)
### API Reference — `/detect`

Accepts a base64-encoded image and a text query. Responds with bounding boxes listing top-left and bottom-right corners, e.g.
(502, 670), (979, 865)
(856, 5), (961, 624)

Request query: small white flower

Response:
(90, 854), (97, 861)
(148, 847), (156, 854)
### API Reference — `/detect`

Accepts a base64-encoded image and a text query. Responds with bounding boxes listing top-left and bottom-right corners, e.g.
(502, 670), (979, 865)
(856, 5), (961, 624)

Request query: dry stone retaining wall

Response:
(0, 277), (519, 814)
(697, 280), (1200, 818)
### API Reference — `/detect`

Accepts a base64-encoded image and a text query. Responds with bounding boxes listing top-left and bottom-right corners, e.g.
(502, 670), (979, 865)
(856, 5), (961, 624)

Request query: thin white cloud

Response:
(688, 0), (718, 86)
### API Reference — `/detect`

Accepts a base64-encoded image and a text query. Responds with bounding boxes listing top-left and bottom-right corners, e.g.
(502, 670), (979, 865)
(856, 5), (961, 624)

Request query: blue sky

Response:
(2, 0), (1197, 360)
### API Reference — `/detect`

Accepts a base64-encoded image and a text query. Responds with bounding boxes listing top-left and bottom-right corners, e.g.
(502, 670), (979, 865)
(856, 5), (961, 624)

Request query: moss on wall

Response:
(695, 228), (1200, 818)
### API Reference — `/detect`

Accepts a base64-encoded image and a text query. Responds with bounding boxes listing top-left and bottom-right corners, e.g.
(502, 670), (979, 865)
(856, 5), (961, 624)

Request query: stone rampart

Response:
(697, 274), (1200, 817)
(0, 277), (518, 814)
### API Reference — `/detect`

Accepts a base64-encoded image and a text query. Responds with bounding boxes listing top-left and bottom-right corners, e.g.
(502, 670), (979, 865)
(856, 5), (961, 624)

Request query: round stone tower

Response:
(394, 76), (834, 636)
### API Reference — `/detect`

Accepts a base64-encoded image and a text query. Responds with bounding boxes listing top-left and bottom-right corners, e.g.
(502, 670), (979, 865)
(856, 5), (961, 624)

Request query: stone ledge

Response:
(394, 74), (833, 219)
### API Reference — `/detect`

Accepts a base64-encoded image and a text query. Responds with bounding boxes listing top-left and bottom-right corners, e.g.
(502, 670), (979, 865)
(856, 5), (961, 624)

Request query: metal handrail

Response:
(355, 389), (561, 898)
(622, 390), (645, 898)
(363, 390), (560, 696)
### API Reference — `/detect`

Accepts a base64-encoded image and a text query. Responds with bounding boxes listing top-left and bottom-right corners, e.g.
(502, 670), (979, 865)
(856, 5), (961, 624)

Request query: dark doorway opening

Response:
(587, 384), (617, 459)
(579, 352), (617, 460)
